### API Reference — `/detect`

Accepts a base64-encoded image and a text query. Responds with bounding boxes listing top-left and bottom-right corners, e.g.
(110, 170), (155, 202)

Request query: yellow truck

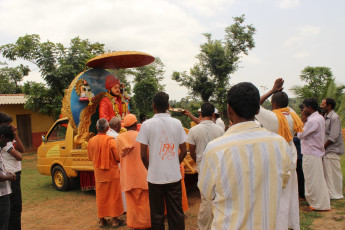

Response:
(36, 51), (197, 191)
(36, 51), (156, 191)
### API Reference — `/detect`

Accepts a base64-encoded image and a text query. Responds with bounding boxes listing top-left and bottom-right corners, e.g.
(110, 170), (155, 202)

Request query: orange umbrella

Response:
(86, 51), (155, 69)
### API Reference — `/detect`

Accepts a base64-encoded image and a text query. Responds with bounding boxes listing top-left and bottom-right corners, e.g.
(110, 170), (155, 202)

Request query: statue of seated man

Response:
(99, 75), (129, 121)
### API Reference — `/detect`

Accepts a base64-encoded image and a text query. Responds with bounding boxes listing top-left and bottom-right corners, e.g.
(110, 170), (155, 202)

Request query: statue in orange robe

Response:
(99, 75), (129, 121)
(117, 114), (151, 229)
(87, 118), (124, 227)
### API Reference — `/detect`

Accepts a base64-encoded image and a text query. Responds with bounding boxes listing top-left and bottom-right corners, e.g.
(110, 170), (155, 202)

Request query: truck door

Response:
(41, 119), (69, 163)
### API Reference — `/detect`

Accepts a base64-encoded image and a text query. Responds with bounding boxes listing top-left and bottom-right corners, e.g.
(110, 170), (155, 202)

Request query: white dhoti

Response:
(323, 153), (344, 199)
(276, 170), (300, 230)
(303, 154), (330, 210)
(198, 193), (213, 230)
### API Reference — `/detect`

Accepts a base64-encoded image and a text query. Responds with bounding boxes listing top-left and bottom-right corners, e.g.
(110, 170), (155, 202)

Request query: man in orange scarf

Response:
(88, 118), (124, 227)
(256, 78), (304, 230)
(117, 114), (151, 229)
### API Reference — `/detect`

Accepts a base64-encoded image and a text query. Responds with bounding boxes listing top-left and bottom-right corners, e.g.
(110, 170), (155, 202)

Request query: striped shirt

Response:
(198, 121), (292, 230)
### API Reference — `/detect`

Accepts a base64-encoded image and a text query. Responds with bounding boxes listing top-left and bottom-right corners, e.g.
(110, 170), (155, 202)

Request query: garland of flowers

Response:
(106, 92), (121, 118)
(106, 92), (128, 119)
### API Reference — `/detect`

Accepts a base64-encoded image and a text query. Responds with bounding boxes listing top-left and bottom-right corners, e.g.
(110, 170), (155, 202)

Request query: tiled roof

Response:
(0, 94), (27, 105)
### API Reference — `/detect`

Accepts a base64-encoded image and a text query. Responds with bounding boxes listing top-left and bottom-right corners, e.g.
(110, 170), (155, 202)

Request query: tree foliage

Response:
(172, 15), (256, 117)
(0, 63), (30, 94)
(129, 58), (165, 118)
(0, 34), (106, 118)
(291, 66), (345, 110)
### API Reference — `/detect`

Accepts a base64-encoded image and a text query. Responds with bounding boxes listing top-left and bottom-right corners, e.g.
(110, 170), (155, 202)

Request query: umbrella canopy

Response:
(86, 51), (155, 69)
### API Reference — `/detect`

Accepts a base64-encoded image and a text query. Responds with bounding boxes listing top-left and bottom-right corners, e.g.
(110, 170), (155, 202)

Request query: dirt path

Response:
(22, 188), (201, 230)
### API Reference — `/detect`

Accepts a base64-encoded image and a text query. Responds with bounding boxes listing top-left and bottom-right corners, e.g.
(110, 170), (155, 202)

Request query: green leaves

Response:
(0, 64), (30, 94)
(0, 34), (106, 119)
(172, 14), (256, 119)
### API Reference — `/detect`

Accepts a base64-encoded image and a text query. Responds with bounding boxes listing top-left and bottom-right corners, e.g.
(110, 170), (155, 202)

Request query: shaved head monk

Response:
(87, 118), (125, 227)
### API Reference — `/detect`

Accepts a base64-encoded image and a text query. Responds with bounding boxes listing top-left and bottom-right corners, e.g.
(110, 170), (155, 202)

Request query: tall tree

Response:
(291, 66), (344, 107)
(172, 15), (256, 117)
(130, 58), (165, 118)
(0, 34), (106, 118)
(0, 63), (30, 94)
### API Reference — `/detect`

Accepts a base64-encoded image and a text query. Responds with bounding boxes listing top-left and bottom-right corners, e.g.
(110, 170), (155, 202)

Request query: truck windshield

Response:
(47, 120), (68, 142)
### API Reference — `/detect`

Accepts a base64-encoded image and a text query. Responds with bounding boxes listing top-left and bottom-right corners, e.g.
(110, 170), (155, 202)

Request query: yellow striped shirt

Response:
(198, 121), (292, 230)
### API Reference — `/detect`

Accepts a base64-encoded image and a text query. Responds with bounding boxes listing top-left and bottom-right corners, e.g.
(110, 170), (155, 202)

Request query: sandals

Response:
(98, 218), (107, 228)
(112, 218), (126, 228)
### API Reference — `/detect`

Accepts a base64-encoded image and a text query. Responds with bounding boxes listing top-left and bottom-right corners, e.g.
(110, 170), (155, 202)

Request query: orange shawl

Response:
(273, 108), (304, 142)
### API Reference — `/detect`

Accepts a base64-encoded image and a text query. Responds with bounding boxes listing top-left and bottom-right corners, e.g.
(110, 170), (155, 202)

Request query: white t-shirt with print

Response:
(136, 113), (187, 184)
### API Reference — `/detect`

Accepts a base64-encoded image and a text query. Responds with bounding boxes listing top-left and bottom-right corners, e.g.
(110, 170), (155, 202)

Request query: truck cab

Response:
(37, 118), (93, 190)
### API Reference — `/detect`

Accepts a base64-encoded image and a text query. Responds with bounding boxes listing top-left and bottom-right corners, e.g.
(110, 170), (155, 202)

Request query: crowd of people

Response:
(0, 77), (344, 230)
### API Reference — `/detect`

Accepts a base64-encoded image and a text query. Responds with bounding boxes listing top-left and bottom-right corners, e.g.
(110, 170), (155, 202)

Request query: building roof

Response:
(0, 94), (27, 105)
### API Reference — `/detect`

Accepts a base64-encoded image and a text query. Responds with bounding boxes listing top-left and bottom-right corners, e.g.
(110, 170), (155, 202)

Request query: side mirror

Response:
(42, 135), (46, 143)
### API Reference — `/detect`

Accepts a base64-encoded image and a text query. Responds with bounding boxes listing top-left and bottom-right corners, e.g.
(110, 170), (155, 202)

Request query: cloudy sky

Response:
(0, 0), (344, 101)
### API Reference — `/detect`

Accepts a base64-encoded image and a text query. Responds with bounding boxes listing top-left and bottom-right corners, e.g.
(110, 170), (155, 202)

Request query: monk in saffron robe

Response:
(87, 118), (125, 227)
(117, 114), (151, 229)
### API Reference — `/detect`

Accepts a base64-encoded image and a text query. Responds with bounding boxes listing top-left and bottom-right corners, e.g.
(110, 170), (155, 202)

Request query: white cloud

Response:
(180, 0), (235, 17)
(0, 0), (209, 100)
(294, 52), (310, 59)
(279, 0), (300, 9)
(284, 26), (321, 46)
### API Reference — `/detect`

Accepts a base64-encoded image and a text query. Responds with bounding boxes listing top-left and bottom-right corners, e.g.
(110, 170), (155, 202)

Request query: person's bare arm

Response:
(260, 78), (284, 105)
(189, 144), (197, 163)
(183, 110), (201, 124)
(140, 143), (149, 169)
(12, 126), (24, 153)
(9, 149), (22, 161)
(0, 173), (16, 182)
(179, 142), (187, 163)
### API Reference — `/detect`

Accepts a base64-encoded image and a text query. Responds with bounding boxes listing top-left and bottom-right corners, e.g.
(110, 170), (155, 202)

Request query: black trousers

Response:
(9, 171), (22, 230)
(0, 194), (10, 230)
(148, 181), (185, 230)
(296, 159), (305, 199)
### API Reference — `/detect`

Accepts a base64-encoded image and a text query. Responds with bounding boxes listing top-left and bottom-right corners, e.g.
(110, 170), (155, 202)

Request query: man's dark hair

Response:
(139, 113), (146, 123)
(0, 112), (13, 125)
(153, 92), (169, 113)
(215, 113), (220, 119)
(227, 82), (260, 119)
(325, 98), (336, 110)
(302, 98), (319, 111)
(272, 92), (289, 108)
(201, 102), (215, 117)
(0, 124), (15, 141)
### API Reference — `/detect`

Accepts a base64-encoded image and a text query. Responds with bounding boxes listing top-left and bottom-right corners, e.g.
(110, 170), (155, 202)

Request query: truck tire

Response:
(52, 165), (70, 191)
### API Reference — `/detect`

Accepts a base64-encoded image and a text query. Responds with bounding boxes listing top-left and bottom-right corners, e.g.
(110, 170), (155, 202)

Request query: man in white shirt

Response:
(214, 109), (225, 131)
(187, 102), (224, 230)
(137, 92), (187, 230)
(106, 117), (121, 139)
(0, 124), (17, 230)
(0, 113), (24, 230)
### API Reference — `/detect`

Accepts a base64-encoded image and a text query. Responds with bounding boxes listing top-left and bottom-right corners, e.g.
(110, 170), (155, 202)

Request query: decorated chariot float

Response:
(37, 51), (197, 191)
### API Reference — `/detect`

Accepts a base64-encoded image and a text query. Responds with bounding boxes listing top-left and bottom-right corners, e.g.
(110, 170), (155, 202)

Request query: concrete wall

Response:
(0, 104), (55, 150)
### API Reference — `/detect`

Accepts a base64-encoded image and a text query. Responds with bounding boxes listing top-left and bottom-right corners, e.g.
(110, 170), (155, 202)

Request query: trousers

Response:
(148, 181), (185, 230)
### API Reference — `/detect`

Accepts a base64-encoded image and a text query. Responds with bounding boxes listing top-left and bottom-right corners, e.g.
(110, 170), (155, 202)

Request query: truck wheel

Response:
(52, 165), (70, 191)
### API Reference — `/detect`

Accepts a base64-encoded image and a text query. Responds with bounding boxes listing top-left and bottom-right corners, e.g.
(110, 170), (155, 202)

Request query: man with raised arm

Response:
(256, 78), (303, 230)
